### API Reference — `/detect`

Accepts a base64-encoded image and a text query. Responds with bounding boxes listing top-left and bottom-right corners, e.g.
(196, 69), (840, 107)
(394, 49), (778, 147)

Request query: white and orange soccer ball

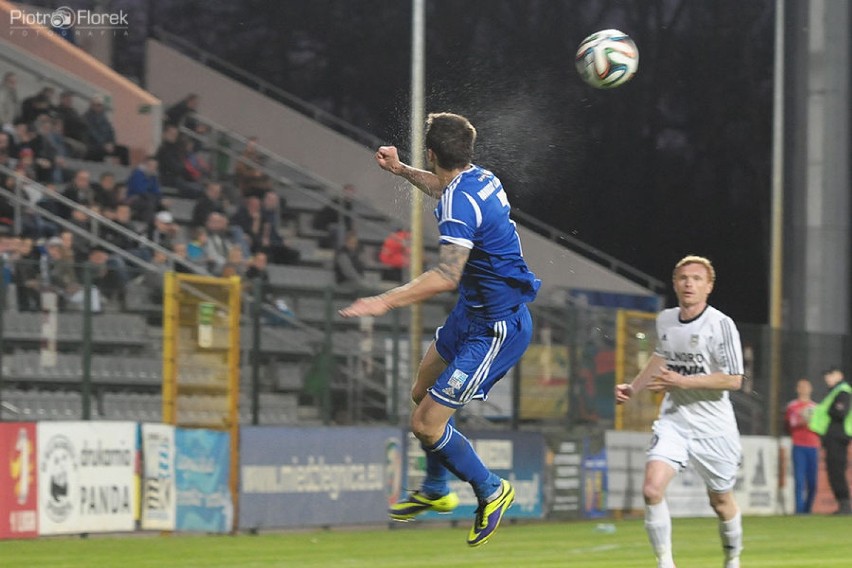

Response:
(575, 29), (639, 89)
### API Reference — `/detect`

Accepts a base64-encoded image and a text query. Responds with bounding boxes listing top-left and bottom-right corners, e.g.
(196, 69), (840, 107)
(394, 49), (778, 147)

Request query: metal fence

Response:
(1, 255), (849, 437)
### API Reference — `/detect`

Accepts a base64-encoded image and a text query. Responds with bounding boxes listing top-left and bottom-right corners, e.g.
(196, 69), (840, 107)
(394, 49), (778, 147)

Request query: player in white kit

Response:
(615, 255), (744, 568)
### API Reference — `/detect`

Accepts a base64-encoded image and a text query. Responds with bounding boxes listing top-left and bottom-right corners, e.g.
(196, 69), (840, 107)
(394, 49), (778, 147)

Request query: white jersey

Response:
(654, 305), (744, 438)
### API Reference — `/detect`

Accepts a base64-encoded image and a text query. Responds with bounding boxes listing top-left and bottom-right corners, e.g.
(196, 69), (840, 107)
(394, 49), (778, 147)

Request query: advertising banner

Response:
(37, 422), (136, 535)
(583, 445), (608, 519)
(606, 431), (783, 517)
(404, 429), (545, 521)
(733, 436), (779, 515)
(141, 424), (176, 531)
(0, 422), (38, 539)
(545, 435), (583, 519)
(175, 428), (232, 533)
(239, 426), (403, 529)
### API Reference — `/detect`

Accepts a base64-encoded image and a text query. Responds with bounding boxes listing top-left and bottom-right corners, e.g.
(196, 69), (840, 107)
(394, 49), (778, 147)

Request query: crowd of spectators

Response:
(0, 82), (401, 318)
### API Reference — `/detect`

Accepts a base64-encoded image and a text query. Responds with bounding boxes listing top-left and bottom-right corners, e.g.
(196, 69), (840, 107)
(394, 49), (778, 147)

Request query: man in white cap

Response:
(148, 209), (183, 252)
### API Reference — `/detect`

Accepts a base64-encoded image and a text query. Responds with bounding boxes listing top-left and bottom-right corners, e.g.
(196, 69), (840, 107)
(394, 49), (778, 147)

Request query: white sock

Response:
(645, 500), (674, 568)
(719, 510), (742, 564)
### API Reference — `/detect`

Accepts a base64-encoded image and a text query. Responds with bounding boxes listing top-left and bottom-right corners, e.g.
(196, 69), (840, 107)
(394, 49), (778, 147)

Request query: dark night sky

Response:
(113, 0), (775, 323)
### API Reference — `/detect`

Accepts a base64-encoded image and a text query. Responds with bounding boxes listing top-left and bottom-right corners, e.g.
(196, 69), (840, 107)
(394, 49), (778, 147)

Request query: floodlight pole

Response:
(409, 0), (425, 370)
(768, 0), (785, 437)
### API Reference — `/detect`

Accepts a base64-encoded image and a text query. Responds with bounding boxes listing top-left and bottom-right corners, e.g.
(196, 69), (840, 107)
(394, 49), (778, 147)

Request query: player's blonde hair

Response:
(672, 255), (716, 283)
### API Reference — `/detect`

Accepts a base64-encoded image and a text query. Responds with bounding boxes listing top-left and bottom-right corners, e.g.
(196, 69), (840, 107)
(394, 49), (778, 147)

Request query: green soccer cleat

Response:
(388, 491), (460, 521)
(467, 479), (515, 547)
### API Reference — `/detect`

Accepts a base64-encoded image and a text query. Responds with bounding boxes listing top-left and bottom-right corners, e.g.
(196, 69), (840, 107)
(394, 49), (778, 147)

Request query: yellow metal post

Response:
(162, 272), (178, 425)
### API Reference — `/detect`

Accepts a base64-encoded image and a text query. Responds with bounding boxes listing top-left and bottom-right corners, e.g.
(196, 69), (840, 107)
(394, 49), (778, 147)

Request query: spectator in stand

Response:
(313, 183), (356, 249)
(10, 119), (32, 157)
(126, 156), (162, 225)
(148, 210), (183, 252)
(262, 190), (286, 233)
(186, 226), (208, 265)
(64, 169), (95, 206)
(54, 91), (89, 149)
(156, 123), (203, 198)
(83, 95), (129, 165)
(87, 245), (125, 307)
(334, 229), (366, 289)
(102, 203), (141, 252)
(234, 137), (272, 198)
(44, 235), (84, 311)
(34, 180), (72, 227)
(0, 72), (19, 131)
(0, 131), (11, 164)
(230, 195), (265, 252)
(142, 249), (168, 303)
(29, 115), (59, 183)
(224, 245), (247, 277)
(11, 147), (39, 198)
(165, 93), (202, 133)
(191, 181), (226, 228)
(231, 194), (300, 264)
(60, 227), (88, 264)
(181, 135), (210, 183)
(204, 212), (247, 275)
(21, 87), (55, 125)
(92, 171), (123, 211)
(784, 378), (820, 514)
(245, 250), (269, 284)
(50, 115), (86, 161)
(378, 226), (411, 282)
(13, 236), (41, 311)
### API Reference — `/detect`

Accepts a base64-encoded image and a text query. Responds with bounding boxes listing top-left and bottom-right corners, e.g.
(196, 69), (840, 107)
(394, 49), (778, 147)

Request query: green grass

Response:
(1, 516), (849, 567)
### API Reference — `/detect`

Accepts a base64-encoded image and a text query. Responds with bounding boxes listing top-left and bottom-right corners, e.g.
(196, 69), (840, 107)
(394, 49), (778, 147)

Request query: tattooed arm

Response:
(339, 243), (469, 317)
(375, 145), (445, 199)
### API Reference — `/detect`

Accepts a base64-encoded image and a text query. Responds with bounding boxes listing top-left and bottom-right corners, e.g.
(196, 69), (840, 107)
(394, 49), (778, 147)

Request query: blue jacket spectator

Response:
(126, 156), (161, 224)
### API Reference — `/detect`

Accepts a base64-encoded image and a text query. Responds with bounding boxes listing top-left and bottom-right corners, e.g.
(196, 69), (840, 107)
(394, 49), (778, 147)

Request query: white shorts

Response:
(647, 419), (742, 493)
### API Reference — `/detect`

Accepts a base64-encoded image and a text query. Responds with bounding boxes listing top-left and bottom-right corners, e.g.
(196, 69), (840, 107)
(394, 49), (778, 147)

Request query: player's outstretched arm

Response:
(339, 243), (469, 318)
(375, 145), (444, 199)
(615, 353), (667, 404)
(650, 370), (742, 392)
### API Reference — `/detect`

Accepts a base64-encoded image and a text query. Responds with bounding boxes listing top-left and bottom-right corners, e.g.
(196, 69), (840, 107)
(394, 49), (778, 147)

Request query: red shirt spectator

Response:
(379, 228), (410, 282)
(785, 381), (820, 448)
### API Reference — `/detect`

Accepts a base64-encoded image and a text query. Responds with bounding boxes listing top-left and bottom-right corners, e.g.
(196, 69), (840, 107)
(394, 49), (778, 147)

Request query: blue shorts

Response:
(428, 304), (533, 409)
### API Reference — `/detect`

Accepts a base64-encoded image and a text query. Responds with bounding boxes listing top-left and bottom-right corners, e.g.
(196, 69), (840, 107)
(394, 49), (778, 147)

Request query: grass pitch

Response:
(1, 516), (849, 567)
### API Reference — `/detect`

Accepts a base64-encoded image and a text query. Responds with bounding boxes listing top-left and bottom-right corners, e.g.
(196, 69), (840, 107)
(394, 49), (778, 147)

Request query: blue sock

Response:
(420, 417), (454, 497)
(426, 421), (501, 501)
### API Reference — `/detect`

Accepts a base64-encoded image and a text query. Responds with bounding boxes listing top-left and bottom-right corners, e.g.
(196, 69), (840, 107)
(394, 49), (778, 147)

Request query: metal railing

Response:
(511, 209), (666, 294)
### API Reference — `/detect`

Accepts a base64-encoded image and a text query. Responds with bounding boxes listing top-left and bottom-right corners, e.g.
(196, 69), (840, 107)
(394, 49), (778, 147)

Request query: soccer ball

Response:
(575, 29), (639, 89)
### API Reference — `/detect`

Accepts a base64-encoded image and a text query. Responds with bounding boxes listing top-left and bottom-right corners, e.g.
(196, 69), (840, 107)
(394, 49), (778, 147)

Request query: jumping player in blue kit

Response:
(340, 112), (540, 546)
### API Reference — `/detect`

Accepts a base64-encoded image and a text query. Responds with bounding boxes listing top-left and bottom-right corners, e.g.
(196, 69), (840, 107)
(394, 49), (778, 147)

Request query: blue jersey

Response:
(434, 165), (540, 316)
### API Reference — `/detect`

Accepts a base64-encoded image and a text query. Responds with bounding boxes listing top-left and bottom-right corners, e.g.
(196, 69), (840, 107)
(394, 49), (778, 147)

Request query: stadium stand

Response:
(0, 30), (660, 428)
